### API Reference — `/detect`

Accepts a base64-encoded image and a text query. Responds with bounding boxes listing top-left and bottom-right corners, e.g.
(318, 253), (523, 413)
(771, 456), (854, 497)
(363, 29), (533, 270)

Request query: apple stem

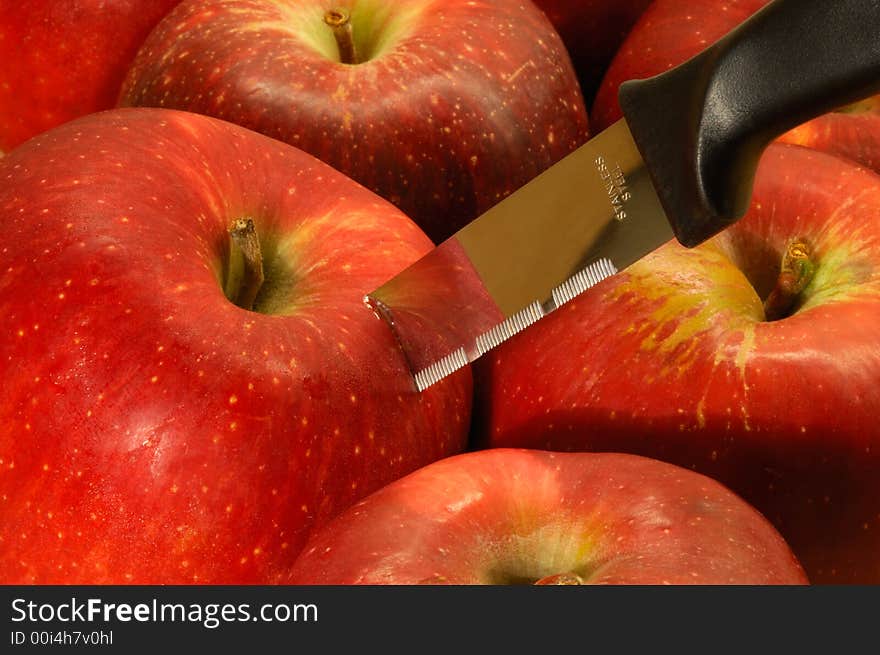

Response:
(324, 8), (359, 65)
(763, 239), (815, 322)
(228, 218), (265, 311)
(534, 572), (584, 585)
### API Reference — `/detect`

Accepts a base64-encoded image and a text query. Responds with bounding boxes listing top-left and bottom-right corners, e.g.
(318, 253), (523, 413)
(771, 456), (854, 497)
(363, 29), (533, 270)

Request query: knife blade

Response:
(366, 0), (880, 392)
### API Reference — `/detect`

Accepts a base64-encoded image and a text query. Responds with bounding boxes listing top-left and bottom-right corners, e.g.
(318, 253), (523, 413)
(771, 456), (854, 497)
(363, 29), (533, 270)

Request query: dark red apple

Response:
(0, 108), (472, 584)
(531, 0), (653, 106)
(117, 0), (590, 243)
(0, 0), (182, 154)
(473, 144), (880, 584)
(287, 449), (808, 584)
(590, 0), (880, 174)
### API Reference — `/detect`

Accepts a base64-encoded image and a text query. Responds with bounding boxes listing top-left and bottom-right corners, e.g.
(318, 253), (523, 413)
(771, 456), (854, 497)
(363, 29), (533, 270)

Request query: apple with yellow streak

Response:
(473, 144), (880, 584)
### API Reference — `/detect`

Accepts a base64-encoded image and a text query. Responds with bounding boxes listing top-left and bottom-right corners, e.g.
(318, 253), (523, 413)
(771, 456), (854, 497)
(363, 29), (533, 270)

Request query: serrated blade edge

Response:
(414, 347), (469, 393)
(550, 257), (618, 309)
(413, 257), (619, 391)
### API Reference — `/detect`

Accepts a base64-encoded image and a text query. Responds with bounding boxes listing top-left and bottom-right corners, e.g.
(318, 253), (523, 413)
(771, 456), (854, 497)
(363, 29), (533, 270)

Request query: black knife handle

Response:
(618, 0), (880, 248)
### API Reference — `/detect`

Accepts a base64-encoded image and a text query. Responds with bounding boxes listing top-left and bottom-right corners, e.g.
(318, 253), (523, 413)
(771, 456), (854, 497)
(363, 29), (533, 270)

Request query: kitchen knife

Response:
(366, 0), (880, 392)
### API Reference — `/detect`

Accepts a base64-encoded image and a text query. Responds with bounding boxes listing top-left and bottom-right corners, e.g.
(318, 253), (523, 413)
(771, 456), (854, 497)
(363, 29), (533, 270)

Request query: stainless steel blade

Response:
(366, 119), (675, 391)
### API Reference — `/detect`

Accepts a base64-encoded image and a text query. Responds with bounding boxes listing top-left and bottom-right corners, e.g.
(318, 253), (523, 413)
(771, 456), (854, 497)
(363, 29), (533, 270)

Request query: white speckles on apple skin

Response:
(0, 109), (472, 584)
(119, 0), (590, 243)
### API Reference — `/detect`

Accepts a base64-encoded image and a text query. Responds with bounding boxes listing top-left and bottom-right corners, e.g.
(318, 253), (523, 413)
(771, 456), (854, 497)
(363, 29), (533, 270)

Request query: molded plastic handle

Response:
(618, 0), (880, 247)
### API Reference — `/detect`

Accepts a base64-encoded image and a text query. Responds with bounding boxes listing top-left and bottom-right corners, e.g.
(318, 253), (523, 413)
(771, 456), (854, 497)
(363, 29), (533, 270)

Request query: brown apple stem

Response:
(763, 239), (816, 322)
(534, 572), (585, 585)
(228, 218), (265, 311)
(324, 8), (359, 64)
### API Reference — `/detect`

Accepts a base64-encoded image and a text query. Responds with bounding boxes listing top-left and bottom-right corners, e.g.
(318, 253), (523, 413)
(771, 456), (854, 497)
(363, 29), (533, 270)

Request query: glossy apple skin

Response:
(590, 0), (880, 173)
(118, 0), (590, 244)
(777, 98), (880, 174)
(473, 145), (880, 584)
(287, 449), (808, 584)
(0, 108), (472, 584)
(0, 0), (181, 153)
(531, 0), (652, 106)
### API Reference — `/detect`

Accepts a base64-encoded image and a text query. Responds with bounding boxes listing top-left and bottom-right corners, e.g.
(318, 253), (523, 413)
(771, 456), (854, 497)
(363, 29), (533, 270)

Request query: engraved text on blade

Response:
(595, 155), (631, 221)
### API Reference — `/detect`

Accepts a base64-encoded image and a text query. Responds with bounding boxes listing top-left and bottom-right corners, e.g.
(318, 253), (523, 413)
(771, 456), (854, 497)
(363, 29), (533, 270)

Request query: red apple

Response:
(531, 0), (653, 107)
(0, 108), (472, 584)
(472, 144), (880, 584)
(117, 0), (590, 243)
(0, 0), (182, 154)
(590, 0), (880, 173)
(287, 448), (808, 584)
(776, 96), (880, 174)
